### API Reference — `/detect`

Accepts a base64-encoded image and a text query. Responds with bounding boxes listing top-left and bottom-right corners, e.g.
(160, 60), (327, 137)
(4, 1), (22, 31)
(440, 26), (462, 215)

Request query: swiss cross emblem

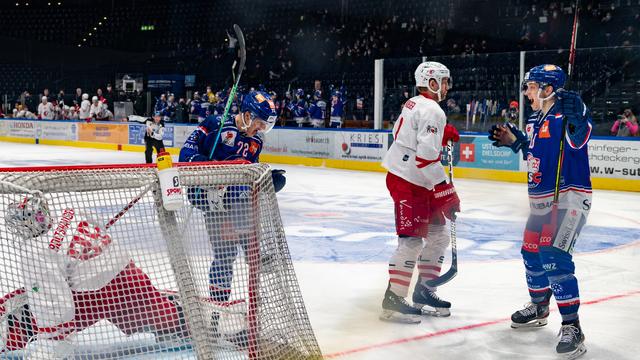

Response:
(404, 100), (415, 110)
(460, 143), (475, 162)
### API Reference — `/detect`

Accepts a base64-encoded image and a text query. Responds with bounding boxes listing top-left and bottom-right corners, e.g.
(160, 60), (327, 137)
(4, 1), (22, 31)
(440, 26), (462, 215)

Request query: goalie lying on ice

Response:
(0, 194), (188, 358)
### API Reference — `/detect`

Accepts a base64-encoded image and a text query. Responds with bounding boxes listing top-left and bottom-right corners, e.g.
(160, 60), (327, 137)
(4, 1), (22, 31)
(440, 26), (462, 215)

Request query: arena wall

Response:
(0, 118), (637, 192)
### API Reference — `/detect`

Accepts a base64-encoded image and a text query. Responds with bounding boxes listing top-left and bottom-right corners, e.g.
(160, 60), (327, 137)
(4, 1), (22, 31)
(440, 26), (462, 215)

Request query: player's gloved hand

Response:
(556, 89), (586, 124)
(432, 182), (460, 220)
(271, 169), (286, 193)
(488, 122), (528, 155)
(442, 123), (460, 146)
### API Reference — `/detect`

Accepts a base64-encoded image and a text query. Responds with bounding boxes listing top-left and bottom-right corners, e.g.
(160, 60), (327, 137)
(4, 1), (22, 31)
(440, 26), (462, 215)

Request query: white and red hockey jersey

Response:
(79, 100), (91, 119)
(382, 94), (447, 190)
(37, 102), (55, 120)
(20, 208), (130, 329)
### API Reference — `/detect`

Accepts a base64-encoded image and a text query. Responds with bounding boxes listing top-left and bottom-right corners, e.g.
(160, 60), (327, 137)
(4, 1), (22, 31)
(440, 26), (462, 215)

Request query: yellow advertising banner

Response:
(78, 123), (129, 144)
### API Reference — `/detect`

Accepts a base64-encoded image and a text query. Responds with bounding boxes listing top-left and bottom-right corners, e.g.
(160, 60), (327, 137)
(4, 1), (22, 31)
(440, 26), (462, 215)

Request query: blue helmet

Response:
(523, 64), (566, 93)
(241, 91), (277, 133)
(295, 88), (304, 97)
(313, 90), (322, 99)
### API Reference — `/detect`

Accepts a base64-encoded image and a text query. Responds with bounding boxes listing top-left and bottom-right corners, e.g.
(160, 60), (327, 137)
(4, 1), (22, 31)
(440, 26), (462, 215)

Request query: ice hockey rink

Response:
(0, 141), (638, 360)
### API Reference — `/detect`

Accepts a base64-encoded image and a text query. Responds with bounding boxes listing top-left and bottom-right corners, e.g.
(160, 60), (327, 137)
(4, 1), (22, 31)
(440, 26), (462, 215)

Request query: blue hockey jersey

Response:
(308, 99), (326, 120)
(190, 99), (209, 119)
(331, 94), (345, 117)
(288, 99), (308, 117)
(179, 115), (263, 163)
(524, 103), (593, 214)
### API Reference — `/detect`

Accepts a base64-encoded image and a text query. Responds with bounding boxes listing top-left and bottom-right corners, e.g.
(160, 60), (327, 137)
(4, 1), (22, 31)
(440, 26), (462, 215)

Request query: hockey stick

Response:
(551, 0), (580, 230)
(425, 140), (457, 287)
(48, 184), (152, 252)
(208, 24), (246, 160)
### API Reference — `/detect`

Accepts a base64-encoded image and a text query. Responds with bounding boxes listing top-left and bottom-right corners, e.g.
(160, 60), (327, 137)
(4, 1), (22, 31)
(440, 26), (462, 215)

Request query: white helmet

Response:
(414, 61), (452, 102)
(82, 93), (89, 100)
(92, 96), (99, 102)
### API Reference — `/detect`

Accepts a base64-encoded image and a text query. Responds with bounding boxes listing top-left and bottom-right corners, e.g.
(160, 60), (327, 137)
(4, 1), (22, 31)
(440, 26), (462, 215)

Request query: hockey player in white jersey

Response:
(0, 194), (188, 358)
(37, 96), (55, 120)
(79, 93), (91, 120)
(89, 96), (114, 121)
(380, 61), (461, 323)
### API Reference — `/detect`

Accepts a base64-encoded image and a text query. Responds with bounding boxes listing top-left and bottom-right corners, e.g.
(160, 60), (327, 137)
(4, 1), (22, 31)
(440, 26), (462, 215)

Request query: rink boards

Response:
(0, 118), (638, 193)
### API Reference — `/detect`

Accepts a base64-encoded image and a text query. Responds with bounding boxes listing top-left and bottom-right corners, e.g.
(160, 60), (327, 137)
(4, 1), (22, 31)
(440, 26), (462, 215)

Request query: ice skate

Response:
(556, 322), (586, 359)
(412, 282), (451, 317)
(212, 313), (250, 349)
(379, 285), (422, 324)
(510, 301), (549, 328)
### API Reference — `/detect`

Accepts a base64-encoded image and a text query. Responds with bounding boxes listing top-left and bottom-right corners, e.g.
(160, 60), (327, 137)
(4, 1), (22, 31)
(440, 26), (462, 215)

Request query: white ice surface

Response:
(0, 142), (638, 360)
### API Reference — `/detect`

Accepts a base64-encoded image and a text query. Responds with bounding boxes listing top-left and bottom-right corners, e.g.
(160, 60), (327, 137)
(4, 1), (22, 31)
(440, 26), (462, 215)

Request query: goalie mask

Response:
(5, 195), (52, 239)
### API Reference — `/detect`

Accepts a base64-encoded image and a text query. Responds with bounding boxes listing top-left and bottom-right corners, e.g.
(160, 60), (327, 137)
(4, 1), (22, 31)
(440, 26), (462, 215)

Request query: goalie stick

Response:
(209, 24), (246, 160)
(424, 140), (457, 287)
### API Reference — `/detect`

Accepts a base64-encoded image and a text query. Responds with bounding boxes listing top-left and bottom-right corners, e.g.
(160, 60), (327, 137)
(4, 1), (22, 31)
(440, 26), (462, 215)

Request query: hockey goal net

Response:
(0, 162), (321, 360)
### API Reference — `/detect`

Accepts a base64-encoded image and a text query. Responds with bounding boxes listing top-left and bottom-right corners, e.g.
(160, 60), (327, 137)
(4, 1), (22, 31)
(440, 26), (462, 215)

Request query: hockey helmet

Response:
(414, 61), (452, 102)
(82, 93), (89, 100)
(522, 64), (566, 93)
(5, 195), (52, 239)
(241, 91), (277, 134)
(313, 90), (322, 99)
(295, 88), (304, 98)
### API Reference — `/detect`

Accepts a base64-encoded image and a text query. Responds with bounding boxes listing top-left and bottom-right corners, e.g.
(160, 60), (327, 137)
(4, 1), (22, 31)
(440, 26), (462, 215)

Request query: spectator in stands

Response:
(96, 88), (106, 104)
(57, 90), (66, 107)
(610, 108), (638, 136)
(40, 88), (51, 102)
(175, 98), (189, 123)
(503, 100), (519, 123)
(104, 84), (116, 112)
(74, 88), (83, 105)
(37, 96), (55, 120)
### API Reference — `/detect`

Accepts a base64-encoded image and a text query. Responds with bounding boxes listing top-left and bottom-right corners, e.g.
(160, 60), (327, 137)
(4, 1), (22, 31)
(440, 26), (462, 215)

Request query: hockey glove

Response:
(556, 89), (591, 147)
(432, 182), (460, 220)
(556, 89), (586, 124)
(271, 169), (286, 193)
(442, 123), (460, 146)
(488, 122), (528, 158)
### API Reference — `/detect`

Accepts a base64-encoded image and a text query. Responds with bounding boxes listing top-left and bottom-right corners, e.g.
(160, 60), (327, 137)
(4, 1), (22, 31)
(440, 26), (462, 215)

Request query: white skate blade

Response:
(560, 343), (587, 359)
(414, 304), (451, 317)
(379, 310), (421, 324)
(510, 318), (548, 328)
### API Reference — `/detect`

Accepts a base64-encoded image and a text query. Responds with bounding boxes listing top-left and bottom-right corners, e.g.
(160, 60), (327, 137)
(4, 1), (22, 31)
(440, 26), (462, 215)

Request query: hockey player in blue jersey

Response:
(154, 94), (167, 117)
(489, 64), (591, 359)
(330, 88), (346, 128)
(307, 90), (327, 128)
(179, 90), (285, 347)
(189, 92), (208, 122)
(289, 88), (308, 127)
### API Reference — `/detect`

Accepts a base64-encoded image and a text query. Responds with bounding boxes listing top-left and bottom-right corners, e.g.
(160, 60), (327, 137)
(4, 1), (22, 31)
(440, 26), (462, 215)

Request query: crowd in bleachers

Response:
(0, 0), (639, 132)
